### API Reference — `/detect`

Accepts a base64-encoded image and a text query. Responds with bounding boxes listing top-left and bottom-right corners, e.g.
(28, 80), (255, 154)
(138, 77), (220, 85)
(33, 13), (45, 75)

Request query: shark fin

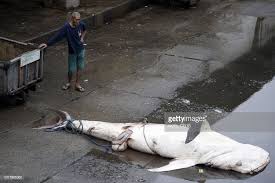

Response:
(148, 159), (196, 172)
(200, 120), (211, 132)
(185, 120), (211, 144)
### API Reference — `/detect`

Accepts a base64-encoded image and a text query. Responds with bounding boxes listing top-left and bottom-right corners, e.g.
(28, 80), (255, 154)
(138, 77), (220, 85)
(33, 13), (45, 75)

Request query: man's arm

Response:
(47, 25), (66, 46)
(80, 22), (87, 43)
(39, 25), (66, 49)
(81, 30), (87, 43)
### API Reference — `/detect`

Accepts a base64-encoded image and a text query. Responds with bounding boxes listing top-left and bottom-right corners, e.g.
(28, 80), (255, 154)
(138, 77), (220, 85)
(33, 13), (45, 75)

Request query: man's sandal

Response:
(62, 83), (71, 90)
(75, 85), (85, 92)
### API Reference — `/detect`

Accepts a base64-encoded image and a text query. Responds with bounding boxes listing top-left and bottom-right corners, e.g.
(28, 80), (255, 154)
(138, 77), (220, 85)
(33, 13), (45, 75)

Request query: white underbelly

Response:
(128, 124), (190, 158)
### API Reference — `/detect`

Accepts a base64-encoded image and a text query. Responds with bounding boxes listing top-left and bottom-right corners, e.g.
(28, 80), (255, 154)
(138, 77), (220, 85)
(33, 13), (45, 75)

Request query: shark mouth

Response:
(251, 156), (271, 174)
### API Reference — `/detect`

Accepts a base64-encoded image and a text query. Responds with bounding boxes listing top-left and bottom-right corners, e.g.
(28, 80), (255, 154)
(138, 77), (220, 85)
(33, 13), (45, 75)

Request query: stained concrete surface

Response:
(1, 0), (275, 182)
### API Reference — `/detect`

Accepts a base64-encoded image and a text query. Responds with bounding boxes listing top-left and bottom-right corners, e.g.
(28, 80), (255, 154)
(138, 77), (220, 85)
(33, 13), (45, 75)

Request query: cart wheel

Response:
(6, 96), (17, 106)
(43, 0), (53, 7)
(169, 0), (177, 7)
(182, 1), (191, 8)
(16, 91), (27, 104)
(30, 85), (36, 91)
(189, 0), (200, 7)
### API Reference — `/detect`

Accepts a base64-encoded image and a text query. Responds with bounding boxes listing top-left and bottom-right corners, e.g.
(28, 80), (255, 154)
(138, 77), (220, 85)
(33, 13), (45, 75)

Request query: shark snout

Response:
(233, 144), (270, 174)
(251, 156), (271, 173)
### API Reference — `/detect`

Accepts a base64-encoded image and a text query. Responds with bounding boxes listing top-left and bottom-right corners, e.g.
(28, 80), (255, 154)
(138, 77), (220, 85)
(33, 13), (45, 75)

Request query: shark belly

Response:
(128, 124), (192, 158)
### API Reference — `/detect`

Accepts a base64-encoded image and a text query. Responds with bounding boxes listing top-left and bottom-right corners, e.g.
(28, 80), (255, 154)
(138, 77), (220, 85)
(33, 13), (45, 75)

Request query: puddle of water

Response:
(86, 148), (126, 164)
(147, 18), (275, 124)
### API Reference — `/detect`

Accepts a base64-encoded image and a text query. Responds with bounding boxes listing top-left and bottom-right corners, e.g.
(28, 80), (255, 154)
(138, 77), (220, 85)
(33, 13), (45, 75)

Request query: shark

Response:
(35, 110), (270, 174)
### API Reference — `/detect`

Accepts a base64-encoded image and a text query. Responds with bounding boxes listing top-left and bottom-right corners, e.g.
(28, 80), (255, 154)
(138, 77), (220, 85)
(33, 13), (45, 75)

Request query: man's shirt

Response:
(47, 21), (86, 54)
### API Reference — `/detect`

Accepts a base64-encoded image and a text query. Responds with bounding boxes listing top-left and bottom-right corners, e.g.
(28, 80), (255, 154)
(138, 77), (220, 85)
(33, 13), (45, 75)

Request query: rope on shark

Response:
(65, 119), (83, 134)
(142, 123), (157, 154)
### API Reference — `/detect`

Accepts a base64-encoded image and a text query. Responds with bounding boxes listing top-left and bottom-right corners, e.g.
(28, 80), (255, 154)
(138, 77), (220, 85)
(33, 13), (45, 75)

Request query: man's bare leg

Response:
(62, 71), (74, 90)
(75, 69), (85, 92)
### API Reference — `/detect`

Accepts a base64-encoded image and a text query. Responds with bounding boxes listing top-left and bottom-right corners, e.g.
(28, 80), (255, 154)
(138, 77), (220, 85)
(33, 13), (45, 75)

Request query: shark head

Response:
(209, 144), (270, 174)
(230, 144), (270, 174)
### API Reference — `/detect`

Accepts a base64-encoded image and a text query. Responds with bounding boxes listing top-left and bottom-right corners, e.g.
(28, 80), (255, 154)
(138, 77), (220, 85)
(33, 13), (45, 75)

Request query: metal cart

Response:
(0, 37), (44, 104)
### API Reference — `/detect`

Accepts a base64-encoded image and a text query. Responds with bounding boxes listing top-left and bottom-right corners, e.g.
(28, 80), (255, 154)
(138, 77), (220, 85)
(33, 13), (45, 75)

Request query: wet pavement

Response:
(147, 35), (275, 123)
(1, 0), (275, 182)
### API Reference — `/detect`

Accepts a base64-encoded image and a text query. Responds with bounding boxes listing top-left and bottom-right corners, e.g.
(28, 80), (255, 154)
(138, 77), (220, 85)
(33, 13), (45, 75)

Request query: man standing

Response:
(39, 12), (87, 92)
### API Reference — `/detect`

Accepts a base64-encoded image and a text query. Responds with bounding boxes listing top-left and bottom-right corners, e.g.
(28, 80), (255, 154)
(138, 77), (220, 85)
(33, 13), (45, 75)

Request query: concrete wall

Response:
(1, 0), (80, 9)
(45, 0), (80, 9)
(1, 0), (41, 5)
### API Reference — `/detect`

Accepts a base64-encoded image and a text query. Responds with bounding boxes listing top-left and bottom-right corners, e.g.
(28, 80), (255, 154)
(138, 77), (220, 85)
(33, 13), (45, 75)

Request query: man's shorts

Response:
(68, 49), (85, 73)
